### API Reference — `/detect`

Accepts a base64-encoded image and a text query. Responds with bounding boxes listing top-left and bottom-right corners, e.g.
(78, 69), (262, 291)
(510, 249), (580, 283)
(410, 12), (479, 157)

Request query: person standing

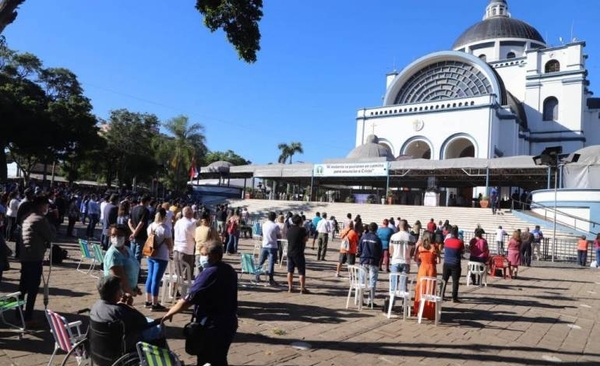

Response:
(86, 195), (100, 239)
(101, 194), (119, 250)
(66, 196), (80, 237)
(520, 228), (533, 267)
(195, 213), (217, 275)
(316, 212), (332, 261)
(310, 212), (322, 249)
(162, 241), (238, 366)
(5, 191), (19, 241)
(577, 235), (589, 267)
(376, 219), (394, 272)
(15, 188), (35, 259)
(413, 232), (440, 320)
(594, 233), (600, 268)
(18, 196), (56, 326)
(507, 230), (522, 278)
(257, 212), (281, 286)
(286, 214), (309, 294)
(128, 195), (151, 263)
(357, 222), (383, 307)
(173, 207), (197, 272)
(335, 221), (359, 277)
(441, 226), (464, 303)
(388, 219), (415, 304)
(426, 218), (436, 233)
(103, 225), (140, 296)
(495, 225), (507, 255)
(531, 225), (544, 260)
(145, 208), (173, 311)
(490, 187), (499, 215)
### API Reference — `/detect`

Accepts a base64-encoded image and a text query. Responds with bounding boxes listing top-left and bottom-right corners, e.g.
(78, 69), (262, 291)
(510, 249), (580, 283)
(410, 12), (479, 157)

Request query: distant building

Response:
(356, 0), (600, 161)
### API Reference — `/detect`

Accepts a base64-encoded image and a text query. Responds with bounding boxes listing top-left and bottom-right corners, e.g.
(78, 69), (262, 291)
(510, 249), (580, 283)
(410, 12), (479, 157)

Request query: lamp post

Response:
(533, 147), (580, 262)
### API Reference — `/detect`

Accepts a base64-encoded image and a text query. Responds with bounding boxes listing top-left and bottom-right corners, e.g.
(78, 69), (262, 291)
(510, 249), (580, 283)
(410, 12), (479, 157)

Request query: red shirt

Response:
(427, 222), (436, 232)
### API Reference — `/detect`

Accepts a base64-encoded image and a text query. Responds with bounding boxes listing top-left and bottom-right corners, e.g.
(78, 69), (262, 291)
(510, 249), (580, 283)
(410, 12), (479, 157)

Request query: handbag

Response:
(340, 237), (350, 251)
(183, 315), (209, 356)
(142, 226), (165, 257)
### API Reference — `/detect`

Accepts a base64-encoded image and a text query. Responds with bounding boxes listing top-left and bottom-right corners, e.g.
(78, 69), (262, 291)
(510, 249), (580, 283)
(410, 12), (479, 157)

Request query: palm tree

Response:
(162, 115), (207, 189)
(277, 143), (290, 164)
(277, 141), (303, 164)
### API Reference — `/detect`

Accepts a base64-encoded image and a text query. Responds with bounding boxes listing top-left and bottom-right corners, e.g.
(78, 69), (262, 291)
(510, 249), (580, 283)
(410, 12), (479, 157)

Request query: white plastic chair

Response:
(278, 239), (288, 268)
(466, 261), (488, 287)
(387, 273), (414, 320)
(162, 260), (194, 304)
(417, 276), (443, 326)
(346, 265), (373, 311)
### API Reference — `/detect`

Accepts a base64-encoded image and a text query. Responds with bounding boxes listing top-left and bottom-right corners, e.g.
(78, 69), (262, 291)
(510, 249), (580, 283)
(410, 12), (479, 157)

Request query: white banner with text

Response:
(313, 162), (389, 177)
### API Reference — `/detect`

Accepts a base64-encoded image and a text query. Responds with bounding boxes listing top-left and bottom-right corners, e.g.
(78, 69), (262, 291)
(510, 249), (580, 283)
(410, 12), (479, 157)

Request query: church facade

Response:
(356, 0), (600, 161)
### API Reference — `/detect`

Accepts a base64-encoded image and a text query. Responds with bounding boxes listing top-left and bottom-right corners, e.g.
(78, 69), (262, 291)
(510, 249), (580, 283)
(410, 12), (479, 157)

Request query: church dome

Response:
(346, 135), (395, 160)
(453, 0), (545, 50)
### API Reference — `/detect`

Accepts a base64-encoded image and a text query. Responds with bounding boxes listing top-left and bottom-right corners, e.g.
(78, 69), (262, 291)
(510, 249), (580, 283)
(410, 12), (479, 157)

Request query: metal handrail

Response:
(514, 199), (599, 235)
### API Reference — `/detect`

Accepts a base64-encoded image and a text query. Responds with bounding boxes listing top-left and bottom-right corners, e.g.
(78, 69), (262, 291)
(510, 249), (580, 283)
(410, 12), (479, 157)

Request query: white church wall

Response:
(494, 62), (527, 100)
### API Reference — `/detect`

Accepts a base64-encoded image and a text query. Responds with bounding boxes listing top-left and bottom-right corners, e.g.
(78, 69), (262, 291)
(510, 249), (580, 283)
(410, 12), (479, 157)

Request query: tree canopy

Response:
(277, 142), (304, 164)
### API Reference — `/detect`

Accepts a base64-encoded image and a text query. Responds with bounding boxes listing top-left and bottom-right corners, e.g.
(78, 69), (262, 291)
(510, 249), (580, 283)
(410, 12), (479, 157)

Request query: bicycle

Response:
(60, 308), (166, 366)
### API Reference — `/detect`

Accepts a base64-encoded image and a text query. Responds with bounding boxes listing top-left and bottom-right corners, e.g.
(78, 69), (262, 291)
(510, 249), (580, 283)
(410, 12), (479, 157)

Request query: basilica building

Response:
(356, 0), (600, 161)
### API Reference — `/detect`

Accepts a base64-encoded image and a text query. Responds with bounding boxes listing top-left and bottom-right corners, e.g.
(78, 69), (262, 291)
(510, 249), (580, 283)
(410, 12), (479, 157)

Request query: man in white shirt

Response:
(257, 212), (281, 286)
(389, 220), (415, 298)
(495, 225), (507, 255)
(316, 212), (332, 261)
(173, 207), (197, 273)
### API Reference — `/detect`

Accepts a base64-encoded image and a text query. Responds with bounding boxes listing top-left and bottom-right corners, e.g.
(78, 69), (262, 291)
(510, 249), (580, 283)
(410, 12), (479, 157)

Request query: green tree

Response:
(277, 141), (303, 164)
(101, 109), (161, 188)
(155, 115), (207, 191)
(204, 149), (251, 166)
(0, 0), (263, 63)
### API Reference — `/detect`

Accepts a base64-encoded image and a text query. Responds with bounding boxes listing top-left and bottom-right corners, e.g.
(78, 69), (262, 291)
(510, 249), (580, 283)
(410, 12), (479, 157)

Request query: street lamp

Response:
(532, 147), (580, 262)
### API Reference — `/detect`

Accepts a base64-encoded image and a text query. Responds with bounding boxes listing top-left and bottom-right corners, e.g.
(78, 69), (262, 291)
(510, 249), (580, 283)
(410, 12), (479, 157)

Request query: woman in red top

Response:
(577, 235), (589, 267)
(335, 221), (359, 277)
(507, 230), (521, 278)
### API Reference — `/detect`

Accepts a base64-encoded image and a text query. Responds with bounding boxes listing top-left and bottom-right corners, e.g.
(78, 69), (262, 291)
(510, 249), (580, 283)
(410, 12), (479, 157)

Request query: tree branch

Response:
(0, 0), (26, 34)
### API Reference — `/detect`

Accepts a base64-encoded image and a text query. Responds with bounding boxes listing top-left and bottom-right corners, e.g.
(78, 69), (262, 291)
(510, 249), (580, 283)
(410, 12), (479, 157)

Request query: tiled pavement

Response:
(1, 231), (599, 366)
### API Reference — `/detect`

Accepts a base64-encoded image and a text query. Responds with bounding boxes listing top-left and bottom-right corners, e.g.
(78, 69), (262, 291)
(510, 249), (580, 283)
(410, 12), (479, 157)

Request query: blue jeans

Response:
(130, 238), (144, 263)
(390, 263), (410, 307)
(577, 250), (587, 266)
(86, 214), (99, 237)
(596, 248), (600, 268)
(257, 247), (277, 281)
(359, 264), (379, 302)
(226, 233), (239, 254)
(145, 258), (168, 297)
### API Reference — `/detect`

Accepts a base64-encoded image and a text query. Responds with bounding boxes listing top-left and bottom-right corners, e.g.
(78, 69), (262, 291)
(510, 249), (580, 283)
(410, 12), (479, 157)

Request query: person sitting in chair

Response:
(90, 275), (165, 361)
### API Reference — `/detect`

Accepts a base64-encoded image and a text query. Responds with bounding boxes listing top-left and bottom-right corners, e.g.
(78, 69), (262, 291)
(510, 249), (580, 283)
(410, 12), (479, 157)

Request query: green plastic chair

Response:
(136, 341), (182, 366)
(76, 238), (97, 275)
(0, 292), (26, 336)
(240, 252), (265, 283)
(91, 243), (105, 279)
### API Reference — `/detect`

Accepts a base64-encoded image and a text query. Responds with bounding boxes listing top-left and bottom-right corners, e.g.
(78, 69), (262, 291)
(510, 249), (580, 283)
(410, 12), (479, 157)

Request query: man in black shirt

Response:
(286, 214), (309, 294)
(128, 195), (150, 263)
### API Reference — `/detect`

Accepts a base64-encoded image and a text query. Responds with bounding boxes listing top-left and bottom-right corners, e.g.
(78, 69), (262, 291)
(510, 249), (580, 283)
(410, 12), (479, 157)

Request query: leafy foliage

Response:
(277, 142), (304, 164)
(195, 0), (263, 63)
(205, 149), (251, 166)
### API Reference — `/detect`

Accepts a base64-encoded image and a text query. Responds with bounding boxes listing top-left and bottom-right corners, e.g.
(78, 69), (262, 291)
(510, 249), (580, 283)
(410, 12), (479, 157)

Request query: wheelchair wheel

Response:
(111, 352), (141, 366)
(61, 338), (92, 366)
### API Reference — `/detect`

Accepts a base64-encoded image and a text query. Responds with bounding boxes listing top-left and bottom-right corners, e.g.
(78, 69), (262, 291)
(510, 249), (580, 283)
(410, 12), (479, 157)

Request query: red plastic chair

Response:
(490, 256), (511, 279)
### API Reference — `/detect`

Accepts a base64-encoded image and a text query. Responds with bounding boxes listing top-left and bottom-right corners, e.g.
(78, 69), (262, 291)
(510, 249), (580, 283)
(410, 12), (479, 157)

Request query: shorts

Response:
(338, 253), (356, 265)
(287, 255), (306, 276)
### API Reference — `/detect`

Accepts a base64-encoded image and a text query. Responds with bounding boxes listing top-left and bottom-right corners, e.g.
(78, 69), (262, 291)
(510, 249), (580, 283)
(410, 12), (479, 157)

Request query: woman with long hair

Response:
(144, 208), (173, 311)
(413, 231), (440, 320)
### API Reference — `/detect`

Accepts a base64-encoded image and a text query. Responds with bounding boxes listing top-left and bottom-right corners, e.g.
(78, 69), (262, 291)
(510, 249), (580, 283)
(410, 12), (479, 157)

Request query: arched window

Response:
(545, 60), (560, 73)
(479, 54), (487, 62)
(543, 97), (559, 121)
(507, 52), (516, 59)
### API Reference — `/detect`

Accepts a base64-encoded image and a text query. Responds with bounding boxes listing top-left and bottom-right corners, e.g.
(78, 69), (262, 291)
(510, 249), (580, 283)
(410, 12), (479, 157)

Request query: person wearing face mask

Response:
(162, 241), (238, 366)
(103, 225), (141, 297)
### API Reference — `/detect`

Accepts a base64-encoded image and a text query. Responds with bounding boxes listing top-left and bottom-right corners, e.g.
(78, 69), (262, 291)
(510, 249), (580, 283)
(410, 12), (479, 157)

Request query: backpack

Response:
(51, 244), (68, 265)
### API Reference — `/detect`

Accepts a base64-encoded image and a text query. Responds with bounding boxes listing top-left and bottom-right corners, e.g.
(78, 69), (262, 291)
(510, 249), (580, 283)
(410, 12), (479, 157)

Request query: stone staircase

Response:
(228, 199), (575, 239)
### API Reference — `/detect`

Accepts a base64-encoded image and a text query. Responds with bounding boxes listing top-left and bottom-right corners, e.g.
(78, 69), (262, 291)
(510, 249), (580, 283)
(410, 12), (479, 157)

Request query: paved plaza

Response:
(1, 232), (600, 366)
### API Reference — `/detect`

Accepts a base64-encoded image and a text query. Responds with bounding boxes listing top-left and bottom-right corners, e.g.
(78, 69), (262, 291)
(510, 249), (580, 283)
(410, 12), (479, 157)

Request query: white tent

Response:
(563, 146), (600, 189)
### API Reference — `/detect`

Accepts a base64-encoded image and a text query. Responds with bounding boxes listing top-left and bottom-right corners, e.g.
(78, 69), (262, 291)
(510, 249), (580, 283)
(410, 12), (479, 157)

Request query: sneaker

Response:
(151, 304), (167, 312)
(300, 288), (311, 294)
(268, 280), (279, 287)
(452, 299), (462, 303)
(144, 302), (152, 308)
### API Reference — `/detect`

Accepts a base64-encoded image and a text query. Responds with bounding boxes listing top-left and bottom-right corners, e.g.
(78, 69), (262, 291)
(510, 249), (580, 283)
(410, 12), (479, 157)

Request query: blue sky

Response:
(4, 0), (599, 165)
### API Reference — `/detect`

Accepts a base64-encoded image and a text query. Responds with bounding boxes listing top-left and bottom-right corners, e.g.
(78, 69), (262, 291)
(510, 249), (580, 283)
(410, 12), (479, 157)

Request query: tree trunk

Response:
(0, 146), (7, 183)
(0, 0), (26, 34)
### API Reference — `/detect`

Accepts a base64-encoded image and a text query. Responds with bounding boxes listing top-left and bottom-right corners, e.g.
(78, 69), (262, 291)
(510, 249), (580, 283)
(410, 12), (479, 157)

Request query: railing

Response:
(518, 199), (600, 236)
